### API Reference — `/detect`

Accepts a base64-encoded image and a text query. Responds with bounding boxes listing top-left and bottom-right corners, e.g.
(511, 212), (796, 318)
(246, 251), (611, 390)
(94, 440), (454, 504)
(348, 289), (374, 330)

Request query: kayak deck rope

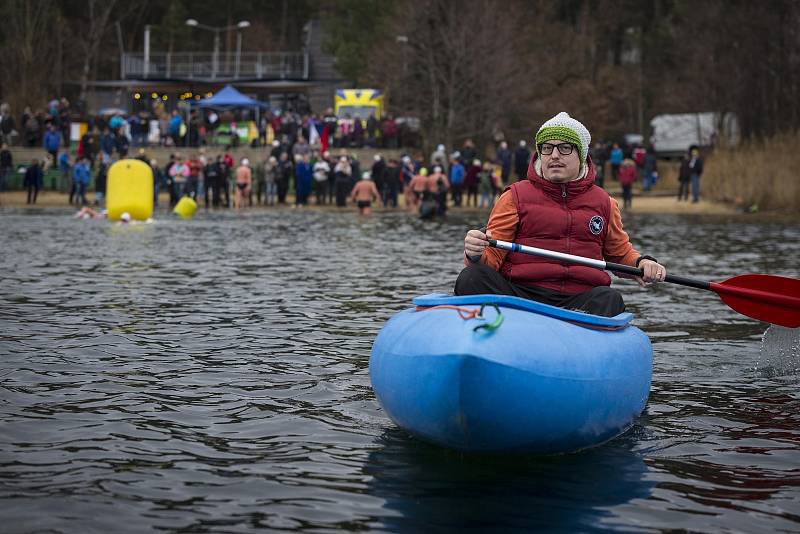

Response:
(415, 304), (480, 319)
(415, 304), (504, 333)
(416, 303), (626, 331)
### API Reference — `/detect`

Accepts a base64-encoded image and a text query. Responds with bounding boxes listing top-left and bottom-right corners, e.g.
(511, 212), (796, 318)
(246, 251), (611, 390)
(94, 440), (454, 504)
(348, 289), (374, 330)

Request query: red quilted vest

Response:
(499, 155), (612, 294)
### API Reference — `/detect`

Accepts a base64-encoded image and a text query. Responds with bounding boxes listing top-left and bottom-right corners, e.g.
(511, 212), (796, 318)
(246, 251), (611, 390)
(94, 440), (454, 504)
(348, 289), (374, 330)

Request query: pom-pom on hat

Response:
(534, 112), (591, 167)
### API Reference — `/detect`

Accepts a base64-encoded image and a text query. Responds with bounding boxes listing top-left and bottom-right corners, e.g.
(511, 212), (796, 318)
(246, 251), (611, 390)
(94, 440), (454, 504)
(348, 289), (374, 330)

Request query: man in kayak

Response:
(457, 112), (667, 317)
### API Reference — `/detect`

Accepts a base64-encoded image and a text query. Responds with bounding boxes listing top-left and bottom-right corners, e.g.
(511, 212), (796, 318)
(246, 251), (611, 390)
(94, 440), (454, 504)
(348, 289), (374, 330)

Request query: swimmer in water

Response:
(116, 212), (153, 225)
(74, 207), (107, 220)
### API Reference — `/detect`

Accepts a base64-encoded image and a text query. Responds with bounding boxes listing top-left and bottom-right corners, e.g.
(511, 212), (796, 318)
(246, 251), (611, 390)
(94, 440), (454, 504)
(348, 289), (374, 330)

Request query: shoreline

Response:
(0, 189), (741, 216)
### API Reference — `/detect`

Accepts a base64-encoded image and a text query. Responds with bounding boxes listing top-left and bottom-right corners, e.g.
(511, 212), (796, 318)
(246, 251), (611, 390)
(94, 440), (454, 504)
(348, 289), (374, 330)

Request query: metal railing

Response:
(122, 52), (309, 80)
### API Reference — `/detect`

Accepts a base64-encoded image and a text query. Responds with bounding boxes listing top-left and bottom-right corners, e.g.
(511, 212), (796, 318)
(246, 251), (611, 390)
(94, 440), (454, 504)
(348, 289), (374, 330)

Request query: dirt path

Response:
(607, 194), (737, 215)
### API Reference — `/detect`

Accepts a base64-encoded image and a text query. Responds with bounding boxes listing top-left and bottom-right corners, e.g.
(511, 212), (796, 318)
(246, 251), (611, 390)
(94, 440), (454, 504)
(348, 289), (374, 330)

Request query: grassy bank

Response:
(704, 133), (800, 214)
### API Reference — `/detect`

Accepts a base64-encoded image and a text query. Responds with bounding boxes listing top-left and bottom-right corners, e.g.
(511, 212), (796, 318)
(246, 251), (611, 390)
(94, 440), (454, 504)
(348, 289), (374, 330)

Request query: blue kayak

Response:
(370, 293), (653, 454)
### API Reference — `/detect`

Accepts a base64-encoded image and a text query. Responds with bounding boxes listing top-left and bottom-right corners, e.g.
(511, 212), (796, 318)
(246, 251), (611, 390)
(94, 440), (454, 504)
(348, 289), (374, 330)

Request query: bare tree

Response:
(74, 0), (120, 103)
(366, 0), (528, 151)
(686, 1), (798, 138)
(0, 0), (58, 112)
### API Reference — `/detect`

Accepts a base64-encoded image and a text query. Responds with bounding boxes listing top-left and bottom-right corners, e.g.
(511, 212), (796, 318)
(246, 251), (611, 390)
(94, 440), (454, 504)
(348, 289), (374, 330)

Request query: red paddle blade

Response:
(710, 274), (800, 328)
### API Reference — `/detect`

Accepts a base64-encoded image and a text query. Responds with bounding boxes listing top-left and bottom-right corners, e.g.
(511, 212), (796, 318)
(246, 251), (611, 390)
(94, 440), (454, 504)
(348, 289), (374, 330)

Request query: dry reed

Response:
(703, 133), (800, 213)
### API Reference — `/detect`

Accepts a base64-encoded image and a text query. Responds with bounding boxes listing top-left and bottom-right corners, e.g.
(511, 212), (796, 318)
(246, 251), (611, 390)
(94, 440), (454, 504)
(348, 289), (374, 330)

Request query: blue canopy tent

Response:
(195, 85), (267, 108)
(188, 85), (269, 146)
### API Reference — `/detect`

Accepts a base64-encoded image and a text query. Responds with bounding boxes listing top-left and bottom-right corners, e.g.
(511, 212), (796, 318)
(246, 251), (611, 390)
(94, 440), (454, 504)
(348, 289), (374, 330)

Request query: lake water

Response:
(1, 207), (799, 533)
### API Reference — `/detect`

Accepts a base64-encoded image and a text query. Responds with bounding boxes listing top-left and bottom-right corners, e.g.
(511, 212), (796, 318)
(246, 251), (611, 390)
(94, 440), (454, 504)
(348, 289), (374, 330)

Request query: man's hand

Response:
(464, 228), (493, 262)
(636, 259), (667, 287)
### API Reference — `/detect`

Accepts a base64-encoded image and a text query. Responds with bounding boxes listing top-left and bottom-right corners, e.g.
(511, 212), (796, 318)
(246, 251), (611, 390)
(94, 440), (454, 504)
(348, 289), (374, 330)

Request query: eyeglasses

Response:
(539, 142), (575, 156)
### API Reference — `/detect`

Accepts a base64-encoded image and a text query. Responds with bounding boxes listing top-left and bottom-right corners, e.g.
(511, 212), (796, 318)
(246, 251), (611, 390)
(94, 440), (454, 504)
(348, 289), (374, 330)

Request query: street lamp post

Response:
(235, 20), (250, 78)
(396, 35), (409, 113)
(185, 18), (250, 79)
(143, 25), (151, 77)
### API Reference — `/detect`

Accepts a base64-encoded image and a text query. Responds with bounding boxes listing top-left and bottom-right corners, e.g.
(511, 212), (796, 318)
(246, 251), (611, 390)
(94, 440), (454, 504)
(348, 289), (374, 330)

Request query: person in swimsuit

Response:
(234, 158), (252, 209)
(350, 171), (381, 216)
(408, 167), (429, 213)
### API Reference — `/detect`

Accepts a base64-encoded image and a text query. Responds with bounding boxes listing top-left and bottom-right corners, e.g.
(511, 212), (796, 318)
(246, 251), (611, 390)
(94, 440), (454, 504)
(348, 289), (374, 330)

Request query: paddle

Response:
(487, 239), (800, 328)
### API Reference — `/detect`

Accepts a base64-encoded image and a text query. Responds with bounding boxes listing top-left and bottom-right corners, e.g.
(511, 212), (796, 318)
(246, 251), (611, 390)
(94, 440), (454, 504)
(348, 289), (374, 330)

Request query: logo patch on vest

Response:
(589, 215), (604, 235)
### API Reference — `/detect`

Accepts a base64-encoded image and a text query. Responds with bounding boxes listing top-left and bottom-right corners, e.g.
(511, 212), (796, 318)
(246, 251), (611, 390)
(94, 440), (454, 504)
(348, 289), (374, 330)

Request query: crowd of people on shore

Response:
(62, 138), (531, 217)
(0, 137), (704, 214)
(0, 94), (535, 213)
(1, 96), (705, 211)
(0, 96), (415, 154)
(1, 137), (529, 215)
(586, 140), (705, 208)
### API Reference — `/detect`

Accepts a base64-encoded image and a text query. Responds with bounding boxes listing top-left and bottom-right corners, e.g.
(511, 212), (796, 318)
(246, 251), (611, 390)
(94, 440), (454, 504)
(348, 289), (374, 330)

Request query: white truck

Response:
(650, 112), (739, 157)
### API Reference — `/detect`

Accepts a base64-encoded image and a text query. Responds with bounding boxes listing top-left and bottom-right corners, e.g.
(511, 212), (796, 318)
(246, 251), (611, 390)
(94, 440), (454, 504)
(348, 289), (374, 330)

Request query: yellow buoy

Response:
(107, 159), (154, 221)
(173, 196), (197, 219)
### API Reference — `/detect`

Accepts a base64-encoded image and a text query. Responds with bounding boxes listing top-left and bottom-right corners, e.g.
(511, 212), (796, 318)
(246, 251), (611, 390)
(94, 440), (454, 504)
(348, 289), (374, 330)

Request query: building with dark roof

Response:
(85, 20), (350, 115)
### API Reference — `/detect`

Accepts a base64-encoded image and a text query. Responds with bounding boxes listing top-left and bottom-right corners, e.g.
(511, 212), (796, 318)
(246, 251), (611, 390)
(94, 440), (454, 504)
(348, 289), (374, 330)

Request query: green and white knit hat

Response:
(534, 112), (591, 167)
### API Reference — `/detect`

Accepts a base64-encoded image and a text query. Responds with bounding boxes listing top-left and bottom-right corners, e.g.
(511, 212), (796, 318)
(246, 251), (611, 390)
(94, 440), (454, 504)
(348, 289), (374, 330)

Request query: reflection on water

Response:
(0, 208), (799, 532)
(365, 429), (654, 533)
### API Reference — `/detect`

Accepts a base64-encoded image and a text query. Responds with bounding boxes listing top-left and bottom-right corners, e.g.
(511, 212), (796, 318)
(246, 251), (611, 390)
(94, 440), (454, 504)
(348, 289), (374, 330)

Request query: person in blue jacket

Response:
(449, 154), (465, 207)
(24, 159), (44, 204)
(43, 125), (61, 166)
(609, 143), (623, 181)
(294, 154), (314, 206)
(169, 111), (183, 146)
(71, 156), (91, 205)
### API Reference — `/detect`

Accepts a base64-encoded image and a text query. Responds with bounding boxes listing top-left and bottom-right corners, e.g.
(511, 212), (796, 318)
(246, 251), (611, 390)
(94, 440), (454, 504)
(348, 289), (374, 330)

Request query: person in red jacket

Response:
(463, 159), (481, 207)
(457, 112), (667, 317)
(618, 158), (637, 209)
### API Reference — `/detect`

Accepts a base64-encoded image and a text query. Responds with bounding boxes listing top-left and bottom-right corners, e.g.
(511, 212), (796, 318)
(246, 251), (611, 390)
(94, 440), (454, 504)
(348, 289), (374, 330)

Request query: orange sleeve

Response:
(603, 197), (641, 267)
(472, 189), (519, 270)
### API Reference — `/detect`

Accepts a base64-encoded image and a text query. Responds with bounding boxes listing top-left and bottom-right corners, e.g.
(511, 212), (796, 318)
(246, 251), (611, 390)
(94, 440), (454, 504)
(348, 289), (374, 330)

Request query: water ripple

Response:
(1, 209), (799, 532)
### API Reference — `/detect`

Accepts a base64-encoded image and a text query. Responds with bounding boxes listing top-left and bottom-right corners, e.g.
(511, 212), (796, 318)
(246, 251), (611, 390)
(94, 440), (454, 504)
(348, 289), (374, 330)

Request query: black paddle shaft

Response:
(596, 261), (711, 291)
(487, 239), (712, 292)
(487, 239), (800, 327)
